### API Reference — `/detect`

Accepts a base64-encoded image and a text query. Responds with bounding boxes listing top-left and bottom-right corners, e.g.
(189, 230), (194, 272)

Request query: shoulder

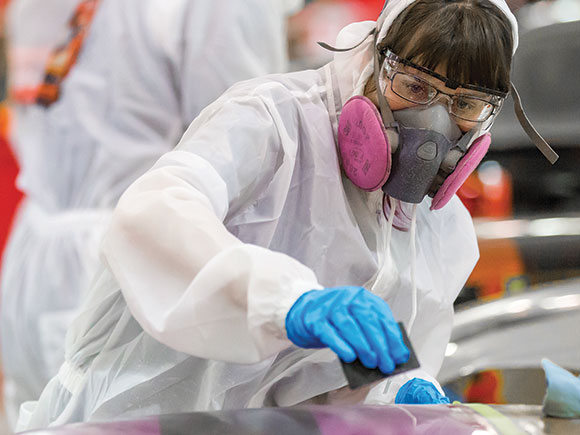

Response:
(178, 69), (327, 139)
(189, 69), (328, 131)
(220, 69), (326, 105)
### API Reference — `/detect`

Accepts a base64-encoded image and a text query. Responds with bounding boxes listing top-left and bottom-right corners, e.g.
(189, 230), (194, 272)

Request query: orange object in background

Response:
(457, 160), (513, 219)
(467, 238), (527, 301)
(457, 161), (527, 301)
(464, 370), (506, 404)
(36, 0), (100, 106)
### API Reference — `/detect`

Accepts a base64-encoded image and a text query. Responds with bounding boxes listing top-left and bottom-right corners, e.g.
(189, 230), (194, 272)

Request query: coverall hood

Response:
(332, 0), (519, 109)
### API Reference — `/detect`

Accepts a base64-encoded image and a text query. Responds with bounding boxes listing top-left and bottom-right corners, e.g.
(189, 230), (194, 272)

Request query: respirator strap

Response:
(372, 35), (396, 129)
(317, 28), (376, 53)
(428, 129), (478, 195)
(317, 28), (391, 128)
(511, 82), (559, 164)
(318, 29), (399, 150)
(372, 34), (399, 151)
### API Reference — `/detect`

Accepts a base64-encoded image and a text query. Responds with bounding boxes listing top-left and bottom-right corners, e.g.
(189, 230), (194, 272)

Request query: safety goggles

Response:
(379, 49), (506, 123)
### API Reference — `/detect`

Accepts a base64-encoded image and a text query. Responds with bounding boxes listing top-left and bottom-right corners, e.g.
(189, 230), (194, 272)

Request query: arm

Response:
(102, 91), (322, 364)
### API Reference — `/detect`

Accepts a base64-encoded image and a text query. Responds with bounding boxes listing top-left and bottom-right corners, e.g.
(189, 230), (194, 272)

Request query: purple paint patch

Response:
(312, 404), (498, 435)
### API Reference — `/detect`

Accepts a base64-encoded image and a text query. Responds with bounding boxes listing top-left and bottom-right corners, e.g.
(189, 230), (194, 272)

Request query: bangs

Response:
(380, 0), (513, 93)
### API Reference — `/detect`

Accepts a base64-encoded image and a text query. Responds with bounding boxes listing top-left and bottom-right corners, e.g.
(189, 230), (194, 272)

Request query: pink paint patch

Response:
(338, 96), (391, 191)
(431, 133), (491, 211)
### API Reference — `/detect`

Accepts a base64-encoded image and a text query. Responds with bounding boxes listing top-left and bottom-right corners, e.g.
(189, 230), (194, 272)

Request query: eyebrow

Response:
(383, 48), (508, 98)
(399, 67), (496, 101)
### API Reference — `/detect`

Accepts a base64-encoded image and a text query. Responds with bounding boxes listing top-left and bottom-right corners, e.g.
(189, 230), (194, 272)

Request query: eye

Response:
(406, 82), (426, 95)
(392, 74), (435, 103)
(454, 97), (476, 110)
(401, 77), (430, 100)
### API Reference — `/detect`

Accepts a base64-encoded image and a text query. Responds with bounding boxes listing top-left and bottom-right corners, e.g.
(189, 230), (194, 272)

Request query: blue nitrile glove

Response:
(395, 378), (451, 404)
(285, 286), (410, 374)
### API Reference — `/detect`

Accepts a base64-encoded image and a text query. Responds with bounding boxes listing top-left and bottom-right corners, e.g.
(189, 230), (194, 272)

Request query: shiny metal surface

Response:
(21, 405), (497, 435)
(474, 216), (580, 240)
(21, 404), (580, 435)
(489, 405), (580, 434)
(439, 279), (580, 384)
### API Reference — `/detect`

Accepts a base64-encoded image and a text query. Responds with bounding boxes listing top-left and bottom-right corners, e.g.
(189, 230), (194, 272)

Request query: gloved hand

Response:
(395, 378), (451, 404)
(285, 286), (409, 374)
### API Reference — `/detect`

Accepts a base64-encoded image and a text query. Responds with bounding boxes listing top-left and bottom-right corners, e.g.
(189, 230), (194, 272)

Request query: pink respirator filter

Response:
(431, 133), (492, 210)
(338, 96), (391, 192)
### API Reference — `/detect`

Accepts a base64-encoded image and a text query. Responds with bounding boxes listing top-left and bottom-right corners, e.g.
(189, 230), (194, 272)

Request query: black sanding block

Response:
(340, 322), (420, 389)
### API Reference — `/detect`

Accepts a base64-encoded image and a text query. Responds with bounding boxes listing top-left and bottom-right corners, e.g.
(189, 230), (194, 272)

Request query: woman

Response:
(17, 0), (556, 430)
(0, 0), (302, 427)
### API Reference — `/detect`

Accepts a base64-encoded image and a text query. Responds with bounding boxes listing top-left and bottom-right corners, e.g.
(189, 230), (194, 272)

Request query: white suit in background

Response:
(1, 0), (302, 427)
(18, 0), (519, 430)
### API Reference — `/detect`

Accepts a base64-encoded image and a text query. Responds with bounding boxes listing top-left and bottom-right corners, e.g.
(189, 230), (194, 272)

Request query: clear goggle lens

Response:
(379, 55), (501, 123)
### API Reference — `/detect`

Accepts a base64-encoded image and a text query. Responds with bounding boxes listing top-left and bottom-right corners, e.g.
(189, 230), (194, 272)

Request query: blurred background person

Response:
(0, 0), (19, 270)
(0, 1), (20, 431)
(0, 0), (22, 266)
(0, 0), (303, 428)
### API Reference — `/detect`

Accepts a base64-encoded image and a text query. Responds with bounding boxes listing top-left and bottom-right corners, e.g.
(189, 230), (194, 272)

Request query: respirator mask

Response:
(337, 44), (509, 215)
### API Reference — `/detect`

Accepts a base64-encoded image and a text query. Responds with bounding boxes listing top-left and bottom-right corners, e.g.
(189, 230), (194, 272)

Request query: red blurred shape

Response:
(0, 106), (23, 264)
(464, 370), (506, 404)
(457, 162), (513, 218)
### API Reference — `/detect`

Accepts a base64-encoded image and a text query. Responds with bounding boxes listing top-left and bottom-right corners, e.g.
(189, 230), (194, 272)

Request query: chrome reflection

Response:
(440, 280), (580, 385)
(474, 216), (580, 239)
(452, 278), (580, 341)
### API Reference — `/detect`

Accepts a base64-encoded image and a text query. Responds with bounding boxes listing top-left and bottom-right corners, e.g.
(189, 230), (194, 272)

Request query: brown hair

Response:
(378, 0), (514, 93)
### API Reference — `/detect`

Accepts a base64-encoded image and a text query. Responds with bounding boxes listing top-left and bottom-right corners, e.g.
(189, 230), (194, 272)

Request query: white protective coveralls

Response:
(17, 0), (519, 430)
(1, 0), (302, 427)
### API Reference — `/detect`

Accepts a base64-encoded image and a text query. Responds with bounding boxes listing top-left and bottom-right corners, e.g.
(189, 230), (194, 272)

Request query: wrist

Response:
(285, 289), (323, 347)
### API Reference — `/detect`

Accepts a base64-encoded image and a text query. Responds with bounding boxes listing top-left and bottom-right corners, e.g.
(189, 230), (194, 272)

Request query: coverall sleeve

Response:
(101, 90), (322, 364)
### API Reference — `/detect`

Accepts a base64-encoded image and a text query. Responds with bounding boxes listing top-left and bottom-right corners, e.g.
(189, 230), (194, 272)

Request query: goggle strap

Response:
(455, 129), (477, 153)
(318, 29), (397, 129)
(511, 82), (559, 164)
(373, 34), (396, 128)
(317, 28), (376, 53)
